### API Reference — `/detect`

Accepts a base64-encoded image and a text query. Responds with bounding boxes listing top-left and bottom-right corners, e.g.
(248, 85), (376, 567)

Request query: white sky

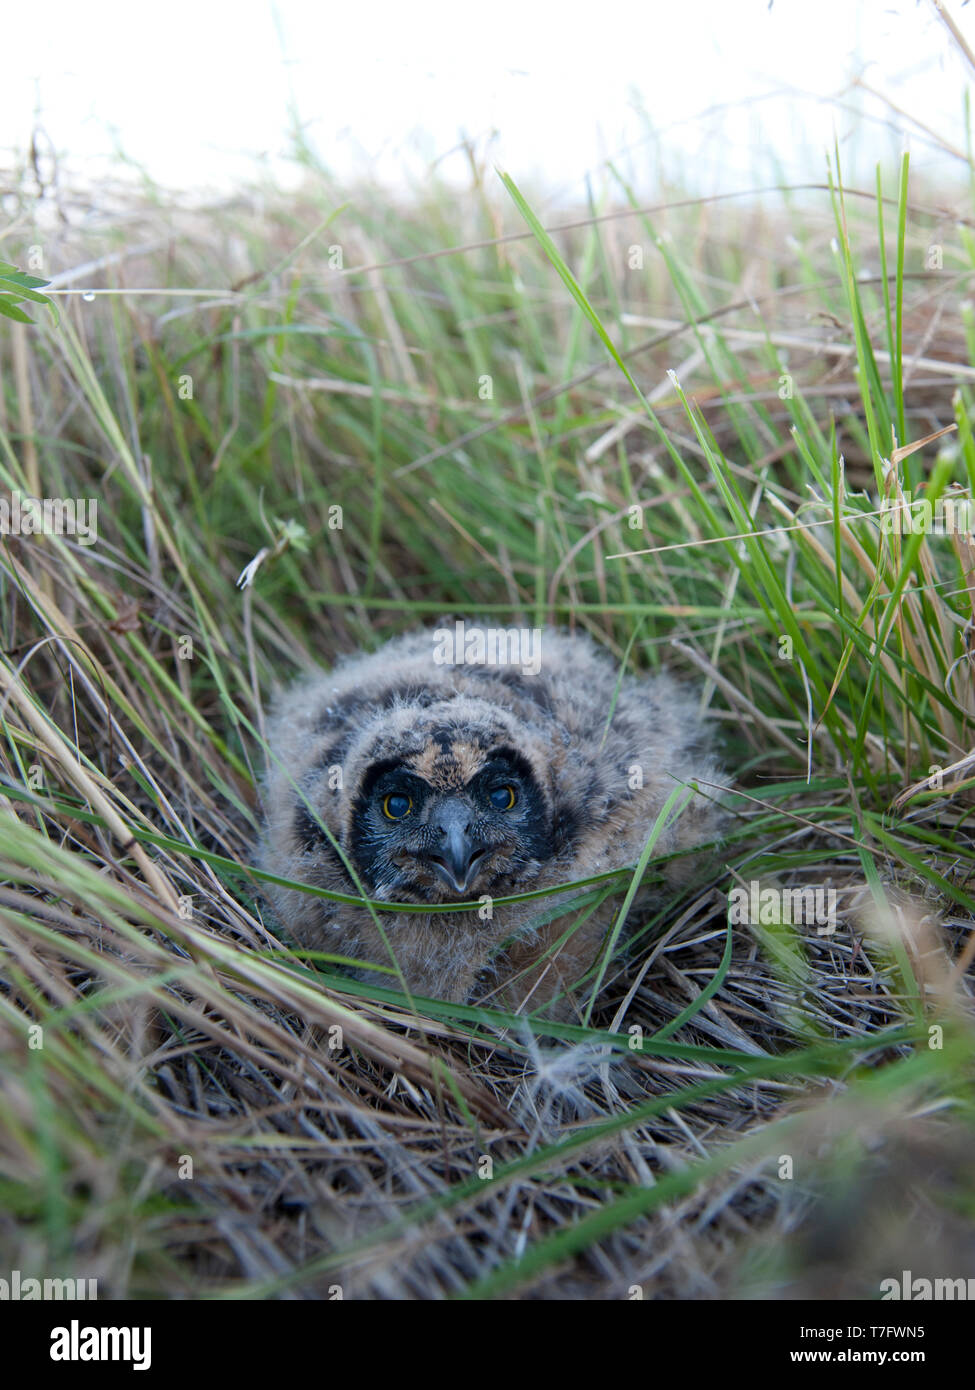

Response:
(3, 1), (973, 202)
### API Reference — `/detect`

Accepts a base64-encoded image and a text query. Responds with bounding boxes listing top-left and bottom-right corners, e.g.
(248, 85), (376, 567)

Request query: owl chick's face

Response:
(347, 740), (553, 904)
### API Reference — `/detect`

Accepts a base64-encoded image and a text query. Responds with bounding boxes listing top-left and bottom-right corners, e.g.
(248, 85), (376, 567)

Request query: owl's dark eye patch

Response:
(364, 764), (431, 823)
(471, 749), (538, 816)
(356, 757), (429, 806)
(356, 756), (409, 799)
(349, 758), (430, 841)
(463, 746), (551, 859)
(475, 746), (537, 788)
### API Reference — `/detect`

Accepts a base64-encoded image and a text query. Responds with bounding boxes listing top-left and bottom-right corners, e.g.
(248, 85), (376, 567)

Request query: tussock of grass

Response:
(1, 125), (974, 1298)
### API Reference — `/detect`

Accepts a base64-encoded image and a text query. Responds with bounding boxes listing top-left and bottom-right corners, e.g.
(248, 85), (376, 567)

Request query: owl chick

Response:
(259, 623), (725, 1015)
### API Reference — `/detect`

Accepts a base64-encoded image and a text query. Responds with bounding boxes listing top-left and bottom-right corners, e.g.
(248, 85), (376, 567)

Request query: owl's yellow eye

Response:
(383, 792), (412, 820)
(489, 784), (516, 811)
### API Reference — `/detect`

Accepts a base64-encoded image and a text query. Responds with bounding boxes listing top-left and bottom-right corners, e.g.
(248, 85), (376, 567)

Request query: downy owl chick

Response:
(259, 624), (725, 1015)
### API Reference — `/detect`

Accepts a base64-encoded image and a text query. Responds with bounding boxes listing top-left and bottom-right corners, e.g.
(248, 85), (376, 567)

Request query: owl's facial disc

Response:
(348, 744), (551, 904)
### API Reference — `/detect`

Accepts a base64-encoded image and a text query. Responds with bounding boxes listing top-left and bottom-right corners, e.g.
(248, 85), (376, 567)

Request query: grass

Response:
(0, 114), (974, 1298)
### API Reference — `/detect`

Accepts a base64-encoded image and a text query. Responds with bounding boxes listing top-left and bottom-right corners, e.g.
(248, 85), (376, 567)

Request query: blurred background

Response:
(3, 0), (972, 201)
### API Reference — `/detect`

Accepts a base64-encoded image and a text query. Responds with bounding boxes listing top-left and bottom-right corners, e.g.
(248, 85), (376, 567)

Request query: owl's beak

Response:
(425, 798), (486, 895)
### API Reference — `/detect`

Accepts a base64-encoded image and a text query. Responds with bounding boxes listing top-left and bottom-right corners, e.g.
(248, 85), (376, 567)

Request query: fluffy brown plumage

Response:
(259, 624), (726, 1015)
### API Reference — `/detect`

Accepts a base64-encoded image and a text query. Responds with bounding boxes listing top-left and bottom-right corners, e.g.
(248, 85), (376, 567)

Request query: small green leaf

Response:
(0, 277), (52, 304)
(0, 268), (50, 291)
(0, 297), (35, 323)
